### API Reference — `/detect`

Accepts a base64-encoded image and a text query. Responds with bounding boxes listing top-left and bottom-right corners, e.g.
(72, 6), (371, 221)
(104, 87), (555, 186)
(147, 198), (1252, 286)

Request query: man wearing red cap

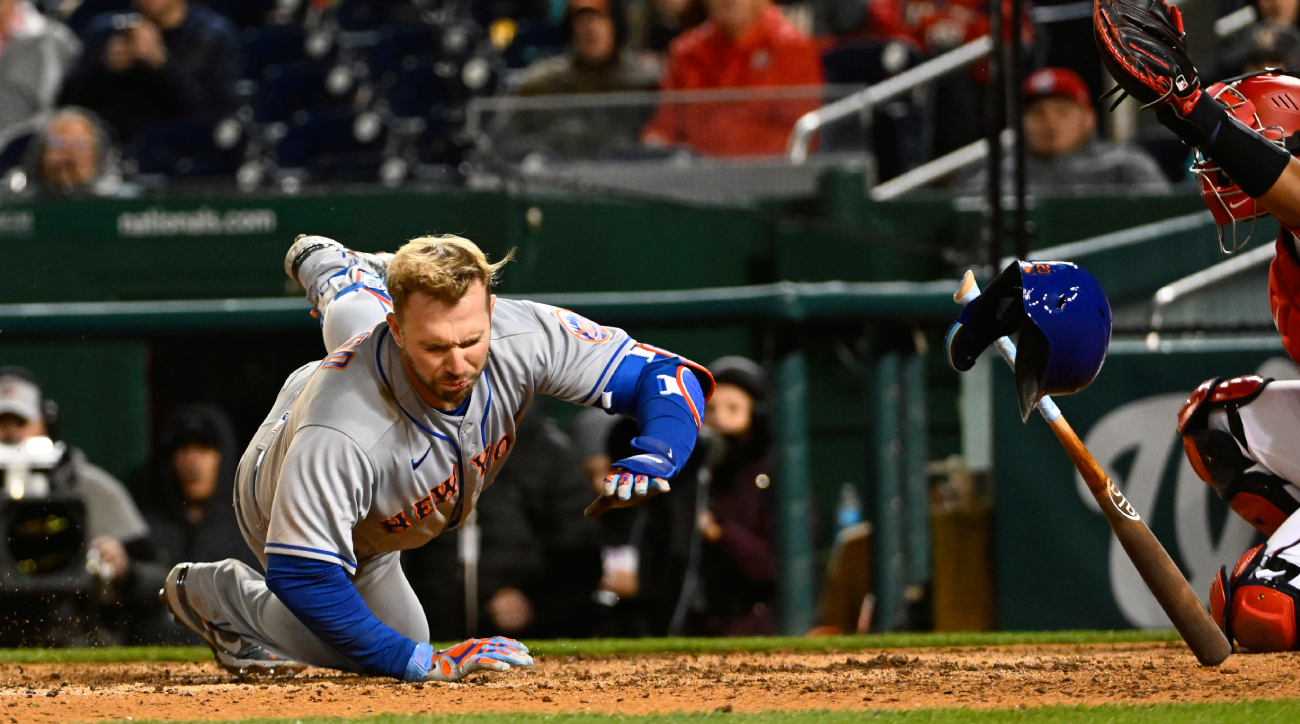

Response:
(640, 0), (823, 157)
(960, 67), (1169, 195)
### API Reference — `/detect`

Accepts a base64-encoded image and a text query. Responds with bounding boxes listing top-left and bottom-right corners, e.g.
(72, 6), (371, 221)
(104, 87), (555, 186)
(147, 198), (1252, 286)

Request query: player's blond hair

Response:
(387, 235), (514, 314)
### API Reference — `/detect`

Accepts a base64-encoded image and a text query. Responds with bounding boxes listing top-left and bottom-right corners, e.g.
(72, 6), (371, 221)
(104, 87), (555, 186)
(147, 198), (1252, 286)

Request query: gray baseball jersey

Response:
(234, 299), (635, 574)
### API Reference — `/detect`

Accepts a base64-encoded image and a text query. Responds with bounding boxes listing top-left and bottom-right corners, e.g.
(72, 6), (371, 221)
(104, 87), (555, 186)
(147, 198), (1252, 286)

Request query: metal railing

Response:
(1147, 241), (1276, 339)
(786, 36), (994, 165)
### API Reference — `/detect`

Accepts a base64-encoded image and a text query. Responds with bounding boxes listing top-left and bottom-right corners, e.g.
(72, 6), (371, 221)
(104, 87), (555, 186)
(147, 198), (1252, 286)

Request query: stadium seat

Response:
(133, 119), (249, 179)
(275, 108), (389, 182)
(206, 0), (280, 29)
(241, 24), (310, 78)
(500, 18), (564, 69)
(0, 133), (34, 172)
(253, 60), (355, 123)
(821, 38), (927, 85)
(367, 24), (438, 80)
(335, 0), (418, 31)
(383, 59), (457, 118)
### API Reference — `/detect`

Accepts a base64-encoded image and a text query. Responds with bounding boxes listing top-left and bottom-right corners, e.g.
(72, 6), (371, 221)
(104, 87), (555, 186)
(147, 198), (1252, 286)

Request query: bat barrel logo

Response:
(1106, 480), (1141, 521)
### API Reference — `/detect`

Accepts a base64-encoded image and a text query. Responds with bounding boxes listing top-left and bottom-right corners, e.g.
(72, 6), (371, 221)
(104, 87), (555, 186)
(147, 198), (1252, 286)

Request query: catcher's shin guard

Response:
(1211, 545), (1300, 652)
(1177, 375), (1299, 535)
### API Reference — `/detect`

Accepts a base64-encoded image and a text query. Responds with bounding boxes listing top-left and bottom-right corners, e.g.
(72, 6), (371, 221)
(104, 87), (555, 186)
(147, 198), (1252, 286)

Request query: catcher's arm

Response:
(1095, 0), (1295, 211)
(1261, 162), (1300, 229)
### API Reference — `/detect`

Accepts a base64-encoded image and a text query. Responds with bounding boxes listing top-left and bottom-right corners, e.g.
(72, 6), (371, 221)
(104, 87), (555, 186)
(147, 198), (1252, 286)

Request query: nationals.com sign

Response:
(117, 206), (277, 237)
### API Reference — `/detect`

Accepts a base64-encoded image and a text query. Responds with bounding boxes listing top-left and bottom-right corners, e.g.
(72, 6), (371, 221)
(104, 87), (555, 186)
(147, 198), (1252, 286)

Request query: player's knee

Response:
(322, 286), (392, 352)
(1177, 375), (1296, 535)
(1213, 545), (1300, 653)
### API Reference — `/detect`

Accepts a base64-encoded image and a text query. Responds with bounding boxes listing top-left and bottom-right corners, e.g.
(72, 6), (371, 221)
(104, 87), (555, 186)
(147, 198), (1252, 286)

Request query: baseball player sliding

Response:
(1097, 0), (1300, 651)
(160, 234), (712, 680)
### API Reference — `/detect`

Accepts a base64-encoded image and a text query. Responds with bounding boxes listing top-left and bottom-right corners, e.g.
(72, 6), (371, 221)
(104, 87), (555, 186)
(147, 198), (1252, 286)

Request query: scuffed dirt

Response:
(2, 642), (1298, 722)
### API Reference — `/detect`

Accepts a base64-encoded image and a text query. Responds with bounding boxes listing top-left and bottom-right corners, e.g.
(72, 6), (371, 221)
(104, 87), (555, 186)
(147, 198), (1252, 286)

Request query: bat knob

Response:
(954, 270), (981, 306)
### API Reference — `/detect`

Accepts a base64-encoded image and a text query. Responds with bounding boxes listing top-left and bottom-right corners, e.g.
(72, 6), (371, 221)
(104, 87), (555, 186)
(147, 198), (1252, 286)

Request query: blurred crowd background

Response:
(2, 0), (1296, 198)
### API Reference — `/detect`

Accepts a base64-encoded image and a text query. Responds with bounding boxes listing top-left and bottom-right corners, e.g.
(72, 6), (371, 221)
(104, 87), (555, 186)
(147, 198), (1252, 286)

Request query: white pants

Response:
(184, 247), (417, 669)
(1208, 380), (1300, 570)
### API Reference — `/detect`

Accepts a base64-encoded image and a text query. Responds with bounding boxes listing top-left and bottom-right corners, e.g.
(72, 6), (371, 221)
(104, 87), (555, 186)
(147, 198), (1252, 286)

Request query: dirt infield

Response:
(1, 642), (1297, 722)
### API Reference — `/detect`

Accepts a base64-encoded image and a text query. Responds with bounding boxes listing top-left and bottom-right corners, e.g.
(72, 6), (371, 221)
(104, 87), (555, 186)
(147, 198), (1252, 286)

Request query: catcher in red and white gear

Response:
(1097, 0), (1300, 652)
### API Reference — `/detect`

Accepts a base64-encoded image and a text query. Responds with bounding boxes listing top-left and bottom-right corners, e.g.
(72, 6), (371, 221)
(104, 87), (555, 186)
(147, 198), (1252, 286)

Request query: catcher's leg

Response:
(284, 235), (394, 352)
(1178, 377), (1300, 535)
(1211, 510), (1300, 652)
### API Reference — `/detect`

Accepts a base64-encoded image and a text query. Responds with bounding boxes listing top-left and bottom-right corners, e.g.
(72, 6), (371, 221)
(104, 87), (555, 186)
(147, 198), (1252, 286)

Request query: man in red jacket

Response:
(641, 0), (823, 156)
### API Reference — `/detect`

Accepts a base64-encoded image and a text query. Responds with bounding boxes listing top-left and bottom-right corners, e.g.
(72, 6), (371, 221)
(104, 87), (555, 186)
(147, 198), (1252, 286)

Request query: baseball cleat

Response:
(160, 563), (306, 677)
(284, 234), (392, 287)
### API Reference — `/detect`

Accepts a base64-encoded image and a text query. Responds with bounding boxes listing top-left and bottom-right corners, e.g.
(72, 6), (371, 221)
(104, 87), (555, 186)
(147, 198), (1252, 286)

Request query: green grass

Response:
(0, 630), (1182, 665)
(90, 700), (1300, 724)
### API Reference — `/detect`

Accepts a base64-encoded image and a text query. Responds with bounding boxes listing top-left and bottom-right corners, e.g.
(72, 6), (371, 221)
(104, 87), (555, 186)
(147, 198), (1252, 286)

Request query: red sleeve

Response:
(641, 47), (687, 145)
(1269, 231), (1300, 364)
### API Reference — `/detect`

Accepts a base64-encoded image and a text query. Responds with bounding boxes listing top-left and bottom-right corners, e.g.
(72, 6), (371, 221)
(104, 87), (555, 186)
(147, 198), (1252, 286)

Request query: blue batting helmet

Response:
(946, 261), (1111, 421)
(1014, 261), (1112, 420)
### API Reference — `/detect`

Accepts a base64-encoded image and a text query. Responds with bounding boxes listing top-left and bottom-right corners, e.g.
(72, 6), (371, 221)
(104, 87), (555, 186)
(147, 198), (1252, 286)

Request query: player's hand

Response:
(584, 436), (675, 518)
(404, 638), (534, 683)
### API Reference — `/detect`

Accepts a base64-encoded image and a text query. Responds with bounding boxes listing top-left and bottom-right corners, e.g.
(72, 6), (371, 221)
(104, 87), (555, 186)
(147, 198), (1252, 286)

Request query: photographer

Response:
(0, 366), (150, 646)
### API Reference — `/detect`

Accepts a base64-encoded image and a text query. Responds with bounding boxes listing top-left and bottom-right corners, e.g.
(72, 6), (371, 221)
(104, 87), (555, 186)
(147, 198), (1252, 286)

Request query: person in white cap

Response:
(0, 366), (150, 646)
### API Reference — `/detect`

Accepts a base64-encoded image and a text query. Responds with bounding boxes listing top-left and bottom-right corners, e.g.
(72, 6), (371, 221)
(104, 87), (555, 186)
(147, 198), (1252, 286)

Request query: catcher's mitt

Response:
(1094, 0), (1200, 112)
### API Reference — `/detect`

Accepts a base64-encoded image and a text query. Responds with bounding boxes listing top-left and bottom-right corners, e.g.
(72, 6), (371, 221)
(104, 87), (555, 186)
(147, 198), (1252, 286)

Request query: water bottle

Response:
(836, 483), (863, 535)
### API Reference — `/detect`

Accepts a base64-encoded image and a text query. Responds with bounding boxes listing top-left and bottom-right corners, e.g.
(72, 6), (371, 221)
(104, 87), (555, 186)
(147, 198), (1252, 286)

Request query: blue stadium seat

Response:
(275, 108), (389, 182)
(253, 60), (354, 123)
(133, 119), (248, 179)
(0, 133), (34, 171)
(242, 24), (310, 78)
(821, 39), (926, 85)
(384, 59), (456, 118)
(500, 18), (564, 69)
(206, 0), (279, 29)
(367, 24), (438, 80)
(335, 0), (415, 31)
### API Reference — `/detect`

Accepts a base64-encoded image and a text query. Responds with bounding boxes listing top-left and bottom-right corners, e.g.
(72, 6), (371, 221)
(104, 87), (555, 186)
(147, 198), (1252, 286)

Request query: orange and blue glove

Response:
(404, 637), (534, 682)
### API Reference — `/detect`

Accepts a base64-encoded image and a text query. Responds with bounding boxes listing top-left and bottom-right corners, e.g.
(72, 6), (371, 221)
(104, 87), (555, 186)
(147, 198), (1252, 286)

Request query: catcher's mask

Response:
(1194, 70), (1300, 252)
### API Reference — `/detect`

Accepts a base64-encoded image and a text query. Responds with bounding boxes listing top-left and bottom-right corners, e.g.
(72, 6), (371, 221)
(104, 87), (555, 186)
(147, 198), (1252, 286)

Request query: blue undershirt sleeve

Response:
(602, 354), (705, 478)
(264, 553), (417, 680)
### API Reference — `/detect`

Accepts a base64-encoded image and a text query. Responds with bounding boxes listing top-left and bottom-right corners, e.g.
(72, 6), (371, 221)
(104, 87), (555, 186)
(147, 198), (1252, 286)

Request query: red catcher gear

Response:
(1176, 375), (1299, 535)
(1194, 73), (1300, 247)
(1270, 233), (1300, 365)
(1212, 545), (1300, 652)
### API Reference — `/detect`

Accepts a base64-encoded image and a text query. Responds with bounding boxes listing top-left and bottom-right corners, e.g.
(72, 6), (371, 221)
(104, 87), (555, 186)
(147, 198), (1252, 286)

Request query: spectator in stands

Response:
(0, 367), (151, 646)
(496, 0), (660, 160)
(643, 0), (706, 53)
(118, 403), (256, 643)
(958, 67), (1170, 196)
(1218, 19), (1300, 76)
(517, 0), (659, 95)
(14, 107), (123, 196)
(0, 0), (81, 139)
(58, 0), (240, 144)
(640, 0), (822, 156)
(404, 407), (603, 640)
(688, 356), (776, 636)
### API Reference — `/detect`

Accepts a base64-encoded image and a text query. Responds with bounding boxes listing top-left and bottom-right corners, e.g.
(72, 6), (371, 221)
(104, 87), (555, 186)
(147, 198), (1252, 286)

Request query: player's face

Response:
(388, 283), (495, 410)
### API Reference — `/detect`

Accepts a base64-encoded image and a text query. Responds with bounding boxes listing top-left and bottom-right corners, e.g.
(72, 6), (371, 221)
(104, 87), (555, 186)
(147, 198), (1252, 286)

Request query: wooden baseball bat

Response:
(954, 270), (1231, 666)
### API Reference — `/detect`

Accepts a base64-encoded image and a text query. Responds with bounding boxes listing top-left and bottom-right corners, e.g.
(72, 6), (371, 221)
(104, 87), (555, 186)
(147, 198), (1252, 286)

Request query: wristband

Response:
(1205, 114), (1292, 198)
